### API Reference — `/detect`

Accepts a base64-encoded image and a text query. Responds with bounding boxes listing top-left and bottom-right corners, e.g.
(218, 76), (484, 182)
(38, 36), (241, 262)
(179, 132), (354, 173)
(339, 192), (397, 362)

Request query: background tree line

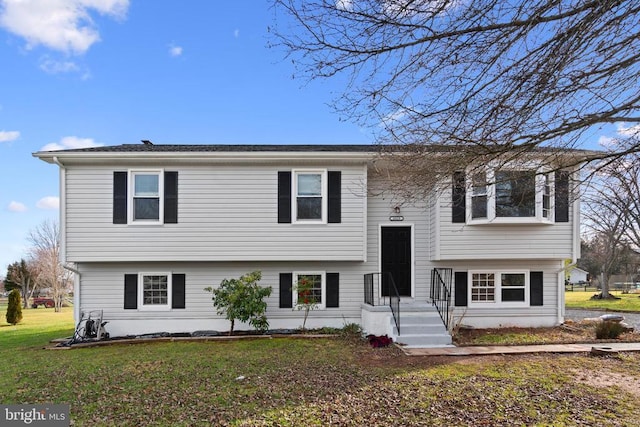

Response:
(2, 219), (71, 312)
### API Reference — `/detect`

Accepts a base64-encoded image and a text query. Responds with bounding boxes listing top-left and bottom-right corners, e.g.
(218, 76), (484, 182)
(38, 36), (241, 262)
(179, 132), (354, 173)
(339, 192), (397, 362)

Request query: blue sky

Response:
(0, 0), (374, 274)
(0, 1), (628, 275)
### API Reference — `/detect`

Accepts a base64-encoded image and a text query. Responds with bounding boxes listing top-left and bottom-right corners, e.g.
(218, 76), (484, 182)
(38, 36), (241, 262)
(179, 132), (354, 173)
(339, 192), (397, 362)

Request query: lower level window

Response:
(469, 271), (528, 306)
(293, 272), (325, 309)
(139, 273), (171, 310)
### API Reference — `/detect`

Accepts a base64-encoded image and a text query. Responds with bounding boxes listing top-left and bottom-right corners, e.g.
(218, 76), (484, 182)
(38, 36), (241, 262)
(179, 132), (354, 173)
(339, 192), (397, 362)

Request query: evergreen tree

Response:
(6, 289), (23, 325)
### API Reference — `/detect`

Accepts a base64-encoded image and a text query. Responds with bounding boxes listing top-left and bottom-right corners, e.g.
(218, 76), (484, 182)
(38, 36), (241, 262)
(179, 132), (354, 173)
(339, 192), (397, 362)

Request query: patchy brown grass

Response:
(454, 322), (640, 346)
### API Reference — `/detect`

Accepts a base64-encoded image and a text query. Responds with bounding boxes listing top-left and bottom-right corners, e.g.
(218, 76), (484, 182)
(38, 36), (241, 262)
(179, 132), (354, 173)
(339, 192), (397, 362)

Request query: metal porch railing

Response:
(364, 272), (401, 335)
(430, 268), (453, 331)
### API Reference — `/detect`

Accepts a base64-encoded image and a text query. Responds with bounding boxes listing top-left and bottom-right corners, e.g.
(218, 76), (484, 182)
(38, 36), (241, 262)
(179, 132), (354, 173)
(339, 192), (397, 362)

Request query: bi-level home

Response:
(34, 143), (585, 347)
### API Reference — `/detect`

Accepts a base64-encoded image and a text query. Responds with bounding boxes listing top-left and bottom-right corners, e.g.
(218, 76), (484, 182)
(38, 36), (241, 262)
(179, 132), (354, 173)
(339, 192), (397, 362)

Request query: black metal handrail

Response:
(431, 268), (452, 331)
(364, 272), (401, 334)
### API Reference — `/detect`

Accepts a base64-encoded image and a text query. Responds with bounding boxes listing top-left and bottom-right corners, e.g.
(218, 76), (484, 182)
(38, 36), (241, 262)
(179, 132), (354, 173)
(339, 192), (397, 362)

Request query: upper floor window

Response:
(132, 172), (162, 221)
(130, 171), (164, 224)
(114, 170), (178, 225)
(293, 170), (327, 223)
(466, 166), (553, 223)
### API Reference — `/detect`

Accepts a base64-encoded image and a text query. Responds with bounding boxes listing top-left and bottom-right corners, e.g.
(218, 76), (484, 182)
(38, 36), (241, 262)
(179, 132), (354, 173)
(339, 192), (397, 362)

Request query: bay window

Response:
(466, 166), (554, 223)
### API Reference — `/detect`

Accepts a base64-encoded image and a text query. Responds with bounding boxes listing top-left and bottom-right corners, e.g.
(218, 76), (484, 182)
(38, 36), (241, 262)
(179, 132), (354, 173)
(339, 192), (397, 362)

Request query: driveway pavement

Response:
(565, 309), (640, 330)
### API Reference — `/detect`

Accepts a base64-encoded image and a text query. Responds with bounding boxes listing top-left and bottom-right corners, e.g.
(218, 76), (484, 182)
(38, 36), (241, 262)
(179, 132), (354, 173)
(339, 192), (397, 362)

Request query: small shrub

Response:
(595, 321), (625, 339)
(6, 289), (23, 325)
(339, 322), (364, 342)
(204, 271), (272, 335)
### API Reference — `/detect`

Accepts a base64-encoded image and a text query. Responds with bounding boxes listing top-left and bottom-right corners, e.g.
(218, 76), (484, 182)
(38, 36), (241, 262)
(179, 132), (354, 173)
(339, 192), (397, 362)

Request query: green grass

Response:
(1, 304), (640, 425)
(565, 290), (640, 312)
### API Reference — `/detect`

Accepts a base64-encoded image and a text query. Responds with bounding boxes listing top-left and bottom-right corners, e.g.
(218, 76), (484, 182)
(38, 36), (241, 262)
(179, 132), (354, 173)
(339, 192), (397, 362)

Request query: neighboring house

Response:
(34, 144), (586, 347)
(567, 267), (589, 284)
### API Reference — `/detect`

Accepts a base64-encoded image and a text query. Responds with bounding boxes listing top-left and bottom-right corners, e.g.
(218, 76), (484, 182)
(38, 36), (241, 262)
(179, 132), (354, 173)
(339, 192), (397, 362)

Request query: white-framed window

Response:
(293, 272), (326, 309)
(293, 170), (327, 223)
(130, 170), (164, 224)
(469, 271), (528, 306)
(138, 273), (172, 311)
(467, 165), (553, 223)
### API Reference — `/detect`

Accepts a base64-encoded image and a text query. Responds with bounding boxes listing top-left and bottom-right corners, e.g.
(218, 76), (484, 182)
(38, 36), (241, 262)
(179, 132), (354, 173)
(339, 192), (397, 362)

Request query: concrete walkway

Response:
(402, 342), (640, 356)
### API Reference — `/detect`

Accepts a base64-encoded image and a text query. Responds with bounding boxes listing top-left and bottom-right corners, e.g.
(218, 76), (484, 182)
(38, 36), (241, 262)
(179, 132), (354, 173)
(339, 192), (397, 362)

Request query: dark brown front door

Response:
(381, 226), (412, 297)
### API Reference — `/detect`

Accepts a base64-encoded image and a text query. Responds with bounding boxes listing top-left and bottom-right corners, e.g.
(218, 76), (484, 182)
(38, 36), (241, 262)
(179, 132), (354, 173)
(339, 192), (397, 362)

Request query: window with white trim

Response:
(293, 170), (327, 223)
(293, 272), (326, 309)
(469, 271), (528, 306)
(467, 166), (553, 223)
(138, 273), (172, 311)
(130, 170), (164, 223)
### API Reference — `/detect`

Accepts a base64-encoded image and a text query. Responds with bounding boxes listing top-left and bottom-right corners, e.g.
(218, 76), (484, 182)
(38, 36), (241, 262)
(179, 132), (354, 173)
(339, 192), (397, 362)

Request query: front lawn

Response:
(1, 307), (639, 425)
(565, 290), (640, 312)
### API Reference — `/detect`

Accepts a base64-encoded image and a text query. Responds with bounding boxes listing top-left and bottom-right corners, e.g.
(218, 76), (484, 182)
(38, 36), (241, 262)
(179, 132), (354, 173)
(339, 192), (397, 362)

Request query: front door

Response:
(381, 226), (412, 297)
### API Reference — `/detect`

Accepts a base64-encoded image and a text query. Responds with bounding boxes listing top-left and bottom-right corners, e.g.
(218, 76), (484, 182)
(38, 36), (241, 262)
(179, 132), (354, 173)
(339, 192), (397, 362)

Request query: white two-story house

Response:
(34, 143), (584, 347)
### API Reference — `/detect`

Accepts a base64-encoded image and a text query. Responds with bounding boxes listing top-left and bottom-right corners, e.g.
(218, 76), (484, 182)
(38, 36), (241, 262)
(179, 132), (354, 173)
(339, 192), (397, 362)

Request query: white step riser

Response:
(397, 334), (453, 347)
(399, 325), (448, 335)
(399, 317), (444, 326)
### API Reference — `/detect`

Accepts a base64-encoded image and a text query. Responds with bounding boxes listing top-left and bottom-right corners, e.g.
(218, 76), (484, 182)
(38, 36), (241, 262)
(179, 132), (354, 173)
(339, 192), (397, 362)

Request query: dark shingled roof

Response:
(49, 144), (380, 153)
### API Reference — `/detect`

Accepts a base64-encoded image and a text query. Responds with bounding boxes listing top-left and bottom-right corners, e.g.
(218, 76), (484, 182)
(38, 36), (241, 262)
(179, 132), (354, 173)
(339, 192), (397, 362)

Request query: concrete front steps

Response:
(393, 303), (453, 348)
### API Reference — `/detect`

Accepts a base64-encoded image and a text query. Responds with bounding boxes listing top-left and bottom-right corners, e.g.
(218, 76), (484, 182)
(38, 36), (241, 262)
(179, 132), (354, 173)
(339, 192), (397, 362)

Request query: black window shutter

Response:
(328, 171), (341, 223)
(326, 273), (339, 308)
(278, 171), (292, 224)
(555, 171), (570, 223)
(124, 274), (138, 309)
(113, 172), (128, 224)
(530, 271), (544, 306)
(279, 273), (293, 308)
(454, 271), (468, 307)
(164, 171), (178, 224)
(452, 171), (466, 223)
(172, 273), (186, 309)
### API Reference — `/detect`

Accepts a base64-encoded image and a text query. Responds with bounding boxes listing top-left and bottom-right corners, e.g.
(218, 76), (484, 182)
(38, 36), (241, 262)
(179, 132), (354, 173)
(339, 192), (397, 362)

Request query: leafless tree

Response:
(272, 0), (640, 198)
(27, 219), (72, 312)
(582, 139), (640, 297)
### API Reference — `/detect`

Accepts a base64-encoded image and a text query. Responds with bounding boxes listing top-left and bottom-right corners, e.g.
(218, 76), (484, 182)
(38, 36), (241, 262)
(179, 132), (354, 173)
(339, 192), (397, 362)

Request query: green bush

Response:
(595, 321), (625, 339)
(6, 289), (23, 325)
(204, 271), (272, 335)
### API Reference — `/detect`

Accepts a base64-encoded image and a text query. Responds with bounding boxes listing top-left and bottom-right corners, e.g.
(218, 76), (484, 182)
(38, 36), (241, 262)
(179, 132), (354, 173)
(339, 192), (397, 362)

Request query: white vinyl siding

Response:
(434, 186), (574, 261)
(76, 261), (366, 336)
(63, 164), (366, 262)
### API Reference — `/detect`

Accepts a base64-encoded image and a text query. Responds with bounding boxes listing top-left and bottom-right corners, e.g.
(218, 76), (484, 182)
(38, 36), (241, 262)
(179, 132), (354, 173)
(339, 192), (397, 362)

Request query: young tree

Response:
(294, 275), (320, 331)
(27, 220), (71, 312)
(5, 259), (37, 309)
(6, 289), (23, 325)
(204, 271), (272, 335)
(272, 0), (640, 197)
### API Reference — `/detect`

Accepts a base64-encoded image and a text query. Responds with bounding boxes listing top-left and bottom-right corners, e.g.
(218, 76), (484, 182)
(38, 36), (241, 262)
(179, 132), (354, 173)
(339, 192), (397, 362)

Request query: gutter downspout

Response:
(53, 157), (79, 323)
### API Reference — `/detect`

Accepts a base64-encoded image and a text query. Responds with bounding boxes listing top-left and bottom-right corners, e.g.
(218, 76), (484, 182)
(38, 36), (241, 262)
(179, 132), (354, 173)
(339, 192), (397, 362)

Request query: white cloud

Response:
(40, 135), (104, 151)
(36, 196), (60, 210)
(39, 57), (80, 74)
(598, 123), (640, 149)
(616, 123), (640, 138)
(0, 0), (129, 55)
(0, 130), (20, 142)
(168, 44), (183, 57)
(8, 201), (27, 212)
(335, 0), (353, 11)
(234, 29), (240, 38)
